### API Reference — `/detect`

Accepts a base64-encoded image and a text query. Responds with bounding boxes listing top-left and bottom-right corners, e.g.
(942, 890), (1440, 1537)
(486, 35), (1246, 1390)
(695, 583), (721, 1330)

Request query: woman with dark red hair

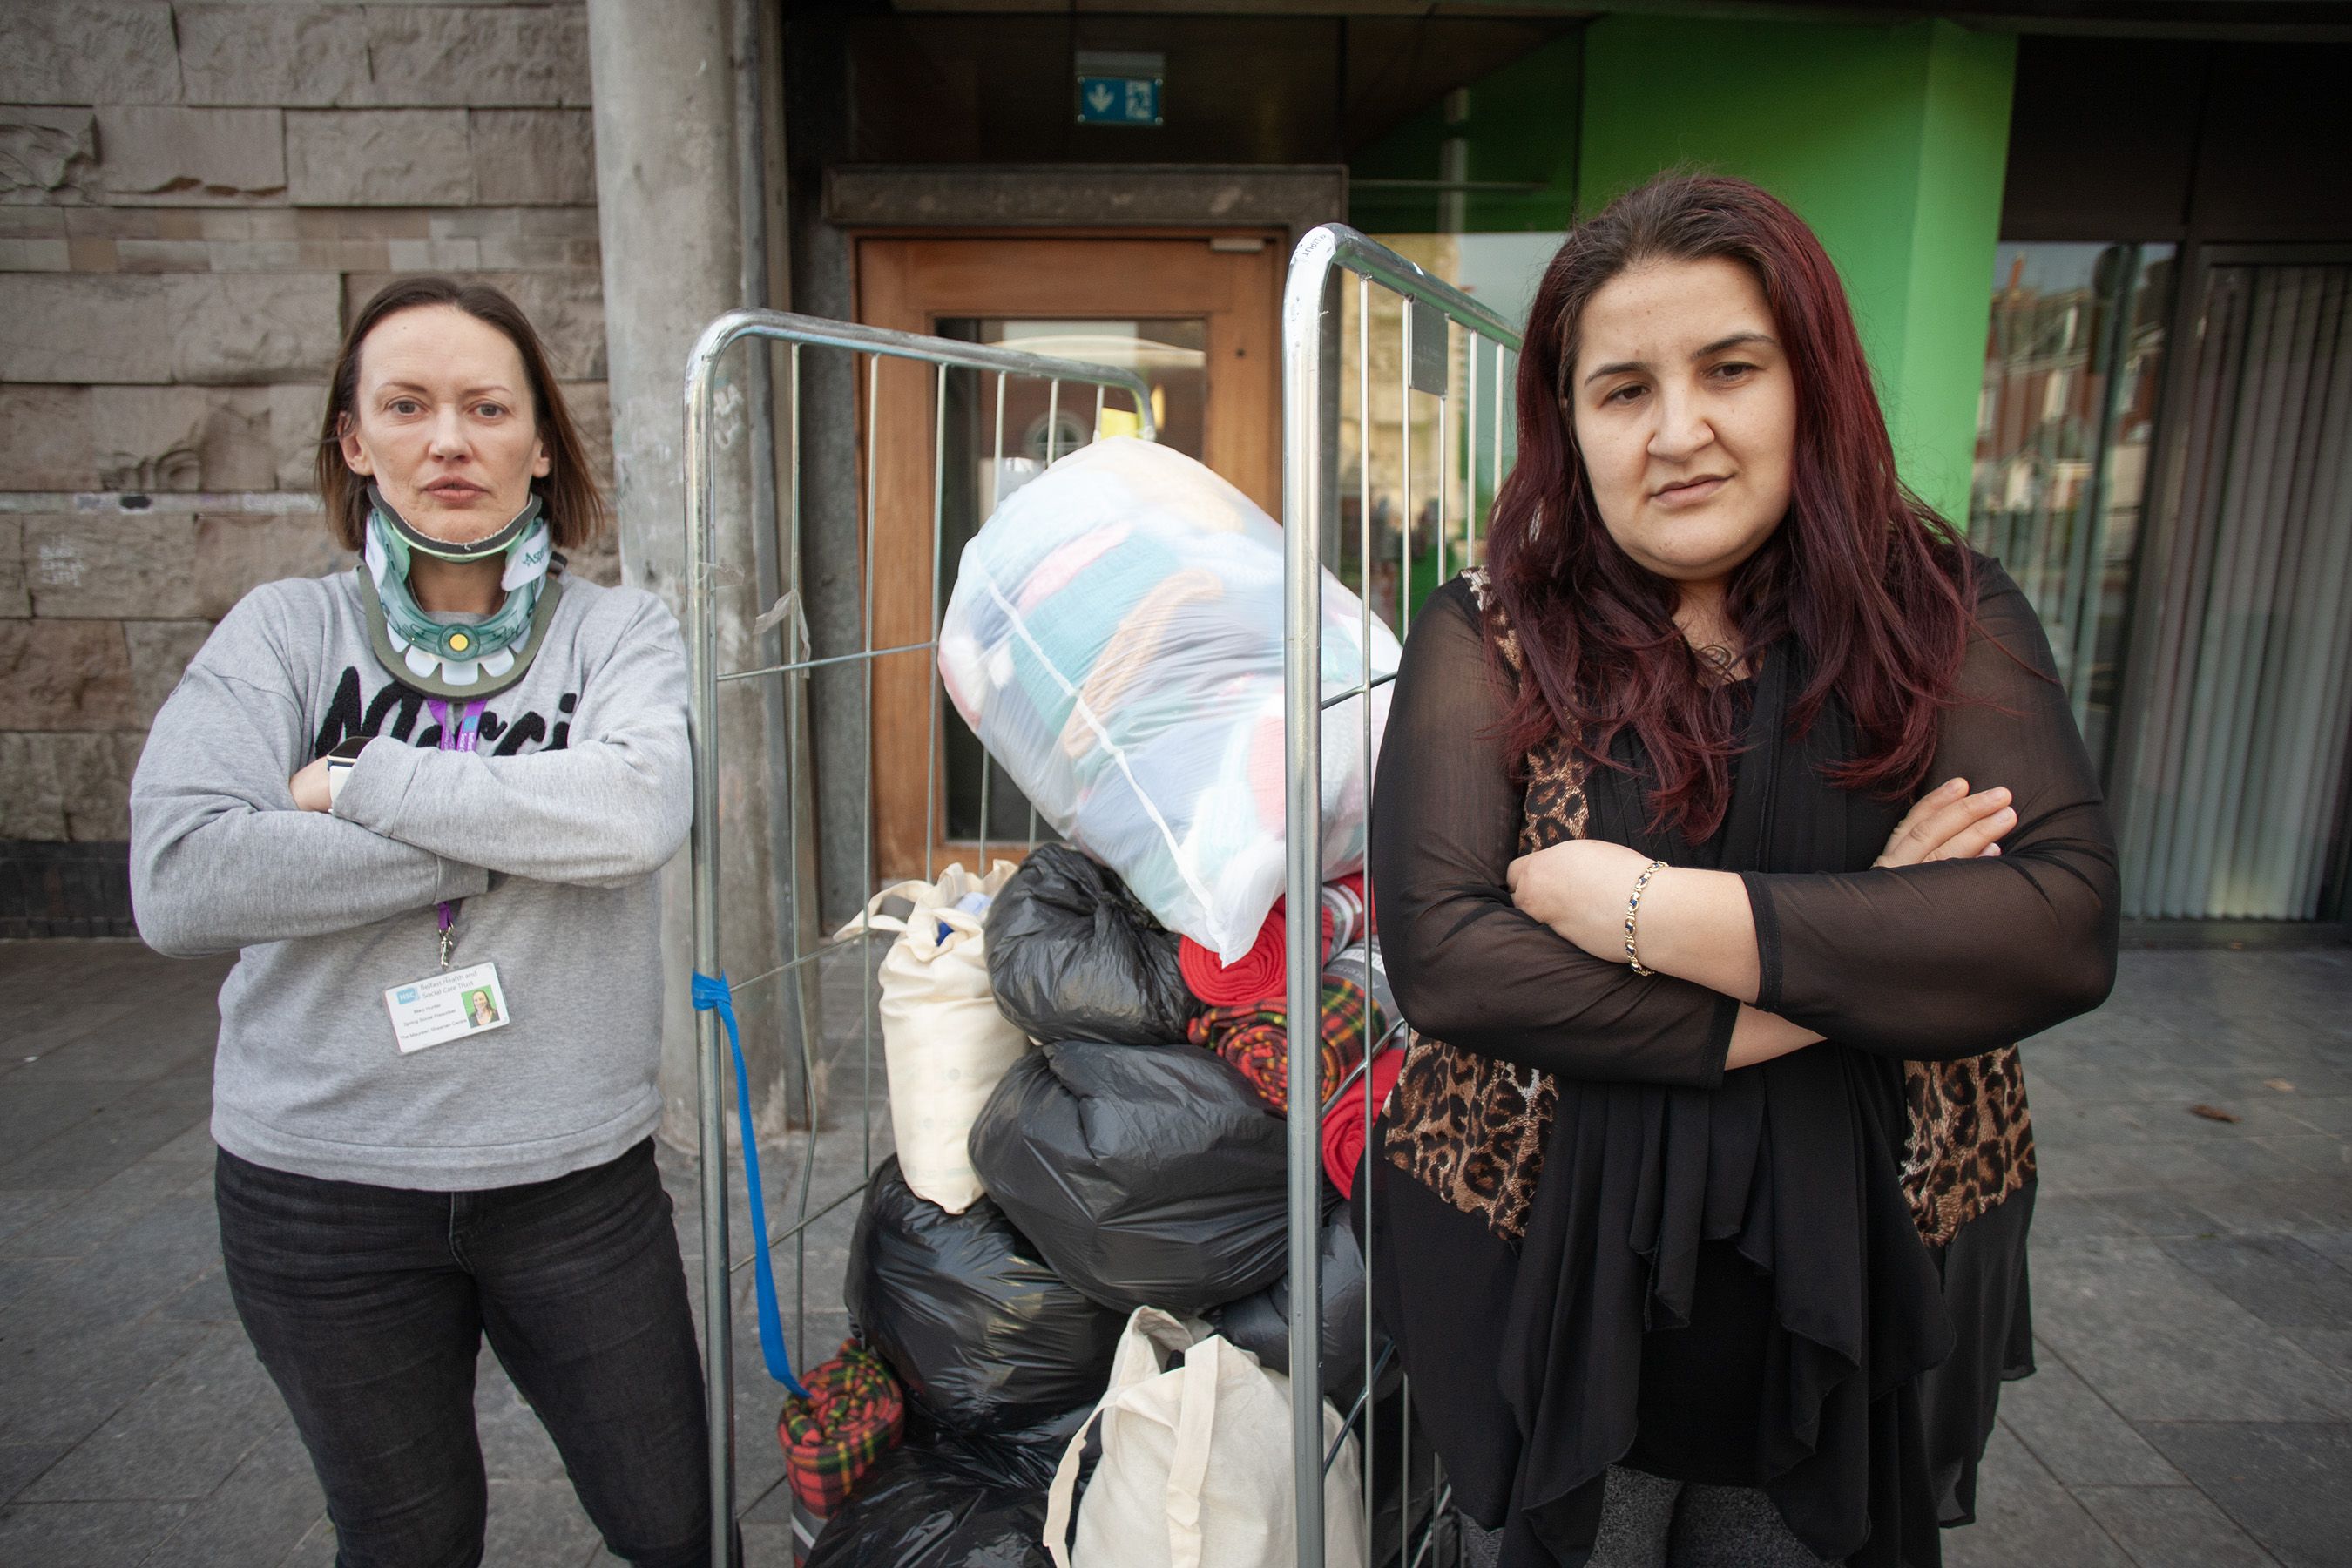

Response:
(1368, 172), (2118, 1566)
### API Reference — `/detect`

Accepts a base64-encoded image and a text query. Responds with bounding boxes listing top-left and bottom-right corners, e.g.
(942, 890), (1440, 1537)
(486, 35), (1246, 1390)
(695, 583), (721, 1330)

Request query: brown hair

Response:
(314, 276), (608, 553)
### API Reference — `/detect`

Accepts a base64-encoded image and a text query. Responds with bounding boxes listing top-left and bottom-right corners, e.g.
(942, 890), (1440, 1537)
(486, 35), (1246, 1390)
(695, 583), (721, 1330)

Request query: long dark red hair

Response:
(1488, 172), (1975, 841)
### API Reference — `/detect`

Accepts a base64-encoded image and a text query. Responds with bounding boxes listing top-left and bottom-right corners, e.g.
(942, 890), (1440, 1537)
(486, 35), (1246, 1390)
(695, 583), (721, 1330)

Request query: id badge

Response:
(383, 962), (511, 1054)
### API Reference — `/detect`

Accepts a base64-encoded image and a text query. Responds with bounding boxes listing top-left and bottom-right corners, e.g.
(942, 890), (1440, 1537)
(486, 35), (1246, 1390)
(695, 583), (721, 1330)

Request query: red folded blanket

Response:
(1179, 875), (1365, 1006)
(1321, 1047), (1406, 1199)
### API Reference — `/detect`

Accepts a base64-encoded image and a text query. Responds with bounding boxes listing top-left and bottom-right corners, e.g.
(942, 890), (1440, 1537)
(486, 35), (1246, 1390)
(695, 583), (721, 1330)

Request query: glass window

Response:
(1333, 234), (1551, 630)
(1969, 242), (2175, 774)
(2109, 260), (2352, 920)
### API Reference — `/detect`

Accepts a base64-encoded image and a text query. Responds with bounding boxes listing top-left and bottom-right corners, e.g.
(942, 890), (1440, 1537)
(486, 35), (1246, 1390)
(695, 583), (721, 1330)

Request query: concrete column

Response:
(587, 0), (789, 1146)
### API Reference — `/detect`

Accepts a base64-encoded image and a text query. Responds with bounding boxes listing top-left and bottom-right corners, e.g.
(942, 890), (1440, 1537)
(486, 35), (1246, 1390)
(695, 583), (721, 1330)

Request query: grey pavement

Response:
(1, 937), (2349, 1565)
(0, 938), (880, 1568)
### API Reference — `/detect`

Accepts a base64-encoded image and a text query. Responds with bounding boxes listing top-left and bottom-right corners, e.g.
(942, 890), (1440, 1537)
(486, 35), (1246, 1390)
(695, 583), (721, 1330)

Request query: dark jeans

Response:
(216, 1139), (710, 1568)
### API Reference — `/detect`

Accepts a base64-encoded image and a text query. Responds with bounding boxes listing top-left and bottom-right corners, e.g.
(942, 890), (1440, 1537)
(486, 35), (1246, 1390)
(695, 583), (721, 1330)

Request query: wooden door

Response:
(857, 232), (1284, 882)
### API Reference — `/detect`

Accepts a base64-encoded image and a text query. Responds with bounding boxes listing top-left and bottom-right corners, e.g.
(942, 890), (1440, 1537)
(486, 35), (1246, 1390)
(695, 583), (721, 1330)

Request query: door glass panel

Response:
(933, 317), (1209, 847)
(1969, 241), (2175, 774)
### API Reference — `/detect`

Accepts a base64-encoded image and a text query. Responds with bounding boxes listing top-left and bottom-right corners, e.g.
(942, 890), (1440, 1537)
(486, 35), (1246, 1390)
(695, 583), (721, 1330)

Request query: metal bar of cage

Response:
(682, 308), (1156, 1567)
(1282, 226), (1521, 1567)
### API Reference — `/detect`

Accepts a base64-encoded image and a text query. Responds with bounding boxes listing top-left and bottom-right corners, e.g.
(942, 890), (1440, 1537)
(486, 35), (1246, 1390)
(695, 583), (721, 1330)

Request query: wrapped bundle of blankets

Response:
(937, 437), (1399, 965)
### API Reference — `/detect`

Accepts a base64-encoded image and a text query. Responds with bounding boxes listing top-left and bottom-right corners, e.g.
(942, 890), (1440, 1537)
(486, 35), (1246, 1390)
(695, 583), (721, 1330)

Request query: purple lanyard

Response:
(426, 698), (487, 968)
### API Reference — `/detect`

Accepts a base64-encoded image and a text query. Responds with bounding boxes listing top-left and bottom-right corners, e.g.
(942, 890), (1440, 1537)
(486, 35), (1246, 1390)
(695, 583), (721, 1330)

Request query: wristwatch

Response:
(323, 734), (371, 808)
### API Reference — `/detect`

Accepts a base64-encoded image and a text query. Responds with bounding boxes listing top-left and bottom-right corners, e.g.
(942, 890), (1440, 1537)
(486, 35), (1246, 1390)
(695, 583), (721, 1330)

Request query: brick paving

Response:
(0, 936), (2347, 1565)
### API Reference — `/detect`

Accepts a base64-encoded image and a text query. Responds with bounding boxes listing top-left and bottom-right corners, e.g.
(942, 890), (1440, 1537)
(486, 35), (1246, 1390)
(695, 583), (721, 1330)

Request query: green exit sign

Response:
(1075, 51), (1164, 127)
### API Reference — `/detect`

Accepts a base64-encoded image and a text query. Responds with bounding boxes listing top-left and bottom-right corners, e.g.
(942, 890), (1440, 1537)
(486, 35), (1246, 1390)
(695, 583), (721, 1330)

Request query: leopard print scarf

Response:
(1382, 568), (2035, 1247)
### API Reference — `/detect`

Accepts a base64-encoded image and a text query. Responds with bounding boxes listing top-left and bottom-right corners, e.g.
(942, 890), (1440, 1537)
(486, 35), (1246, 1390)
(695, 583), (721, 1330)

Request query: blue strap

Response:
(690, 970), (808, 1399)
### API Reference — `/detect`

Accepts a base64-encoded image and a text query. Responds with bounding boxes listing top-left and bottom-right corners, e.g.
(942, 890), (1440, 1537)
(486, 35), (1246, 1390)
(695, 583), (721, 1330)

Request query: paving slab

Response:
(477, 1477), (604, 1565)
(2193, 1179), (2352, 1236)
(1997, 1350), (2186, 1488)
(2288, 1328), (2352, 1380)
(2136, 1422), (2352, 1568)
(476, 1353), (572, 1484)
(21, 1321), (287, 1502)
(0, 1316), (212, 1448)
(0, 1254), (72, 1315)
(7, 995), (221, 1084)
(0, 1442), (65, 1505)
(2190, 1135), (2346, 1185)
(0, 1497), (192, 1568)
(2304, 1231), (2352, 1269)
(1, 997), (154, 1064)
(740, 1517), (799, 1565)
(2158, 1234), (2352, 1330)
(277, 1514), (336, 1566)
(0, 1155), (198, 1260)
(10, 1189), (225, 1333)
(2032, 1137), (2207, 1197)
(2029, 1190), (2132, 1243)
(2032, 1235), (2352, 1423)
(0, 1187), (72, 1246)
(155, 1261), (239, 1324)
(1940, 1424), (2135, 1568)
(2282, 1094), (2352, 1136)
(137, 1417), (326, 1568)
(2072, 1483), (2285, 1567)
(0, 1087), (211, 1192)
(0, 1080), (139, 1170)
(2097, 1186), (2230, 1239)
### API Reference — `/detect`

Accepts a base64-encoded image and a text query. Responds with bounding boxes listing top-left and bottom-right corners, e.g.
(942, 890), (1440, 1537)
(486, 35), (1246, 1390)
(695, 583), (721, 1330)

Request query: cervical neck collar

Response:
(358, 485), (563, 700)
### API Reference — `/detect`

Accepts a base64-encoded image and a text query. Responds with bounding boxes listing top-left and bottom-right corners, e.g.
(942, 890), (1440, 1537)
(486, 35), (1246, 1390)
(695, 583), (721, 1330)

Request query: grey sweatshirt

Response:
(130, 564), (691, 1190)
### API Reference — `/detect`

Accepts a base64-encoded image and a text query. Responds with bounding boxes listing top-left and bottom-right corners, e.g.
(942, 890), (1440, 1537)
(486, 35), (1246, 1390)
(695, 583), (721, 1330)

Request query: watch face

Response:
(328, 735), (372, 763)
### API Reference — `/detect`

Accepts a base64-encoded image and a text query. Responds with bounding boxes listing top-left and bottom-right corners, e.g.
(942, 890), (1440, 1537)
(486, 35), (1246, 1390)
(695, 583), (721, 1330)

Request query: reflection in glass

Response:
(932, 318), (1208, 847)
(1969, 242), (2175, 774)
(1332, 235), (1544, 632)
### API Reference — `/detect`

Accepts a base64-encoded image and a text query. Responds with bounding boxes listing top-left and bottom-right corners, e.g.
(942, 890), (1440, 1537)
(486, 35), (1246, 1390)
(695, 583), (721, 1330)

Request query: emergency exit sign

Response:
(1076, 51), (1164, 126)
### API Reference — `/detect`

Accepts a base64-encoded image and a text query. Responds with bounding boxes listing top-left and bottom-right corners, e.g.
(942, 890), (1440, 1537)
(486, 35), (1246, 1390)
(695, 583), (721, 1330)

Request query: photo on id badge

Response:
(384, 962), (511, 1055)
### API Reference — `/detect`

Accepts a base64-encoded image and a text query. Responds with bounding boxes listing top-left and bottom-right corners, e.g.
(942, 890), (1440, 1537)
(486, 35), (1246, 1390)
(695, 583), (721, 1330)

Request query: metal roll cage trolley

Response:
(680, 226), (1522, 1567)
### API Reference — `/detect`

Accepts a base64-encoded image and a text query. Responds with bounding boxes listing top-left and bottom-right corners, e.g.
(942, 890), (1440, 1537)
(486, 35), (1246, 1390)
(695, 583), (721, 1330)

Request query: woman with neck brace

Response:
(131, 278), (708, 1568)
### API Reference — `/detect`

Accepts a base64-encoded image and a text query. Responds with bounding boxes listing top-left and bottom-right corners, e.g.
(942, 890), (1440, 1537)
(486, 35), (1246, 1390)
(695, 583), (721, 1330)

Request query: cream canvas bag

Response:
(1044, 1308), (1364, 1568)
(834, 859), (1024, 1213)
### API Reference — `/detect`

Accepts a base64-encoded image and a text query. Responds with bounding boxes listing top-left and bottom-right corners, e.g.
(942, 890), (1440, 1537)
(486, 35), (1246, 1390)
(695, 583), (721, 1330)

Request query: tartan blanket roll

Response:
(1186, 970), (1376, 1114)
(778, 1340), (905, 1560)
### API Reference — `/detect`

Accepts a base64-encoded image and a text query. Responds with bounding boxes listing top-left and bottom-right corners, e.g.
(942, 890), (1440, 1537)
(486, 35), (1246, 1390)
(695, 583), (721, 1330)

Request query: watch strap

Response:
(324, 734), (368, 808)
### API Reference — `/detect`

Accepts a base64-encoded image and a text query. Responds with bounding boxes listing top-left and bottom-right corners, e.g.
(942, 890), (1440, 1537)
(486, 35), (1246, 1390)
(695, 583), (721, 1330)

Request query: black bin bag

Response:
(967, 1040), (1288, 1316)
(805, 1436), (1054, 1568)
(984, 843), (1197, 1047)
(1210, 1200), (1369, 1388)
(847, 1157), (1125, 1437)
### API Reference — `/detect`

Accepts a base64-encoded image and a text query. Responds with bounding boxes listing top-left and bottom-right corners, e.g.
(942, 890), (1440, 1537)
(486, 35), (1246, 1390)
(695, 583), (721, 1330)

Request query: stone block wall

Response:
(0, 0), (615, 936)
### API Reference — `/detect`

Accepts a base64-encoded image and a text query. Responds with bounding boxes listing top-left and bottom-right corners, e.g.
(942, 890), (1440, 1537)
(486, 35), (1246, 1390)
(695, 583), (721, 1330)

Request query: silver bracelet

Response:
(1623, 859), (1667, 977)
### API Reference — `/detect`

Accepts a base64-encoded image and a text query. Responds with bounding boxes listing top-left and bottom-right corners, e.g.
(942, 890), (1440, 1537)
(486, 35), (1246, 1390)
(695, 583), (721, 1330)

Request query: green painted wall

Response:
(1349, 34), (1581, 235)
(1578, 16), (2016, 522)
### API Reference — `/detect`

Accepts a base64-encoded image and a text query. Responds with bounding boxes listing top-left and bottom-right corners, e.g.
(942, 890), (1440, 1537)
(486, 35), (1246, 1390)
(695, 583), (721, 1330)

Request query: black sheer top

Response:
(1373, 560), (2116, 1083)
(1365, 558), (2118, 1568)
